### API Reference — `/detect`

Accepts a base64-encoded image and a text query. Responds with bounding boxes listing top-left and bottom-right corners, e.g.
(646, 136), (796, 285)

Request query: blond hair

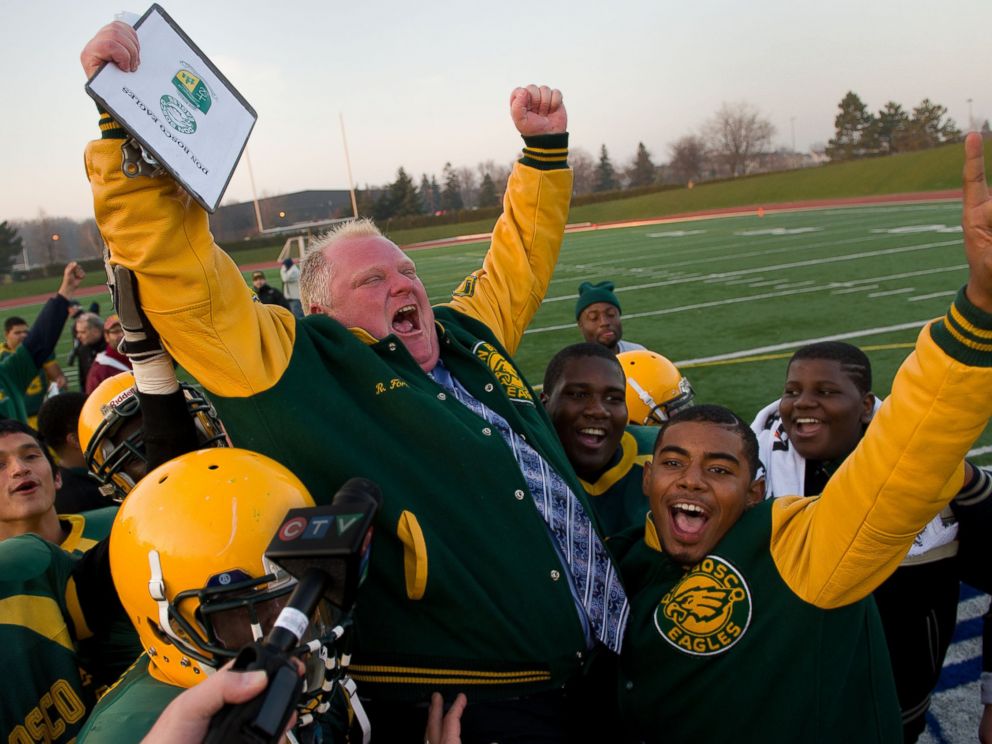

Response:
(299, 218), (384, 313)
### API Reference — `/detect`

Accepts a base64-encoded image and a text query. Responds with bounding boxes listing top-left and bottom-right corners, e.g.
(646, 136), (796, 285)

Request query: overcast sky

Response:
(1, 0), (986, 221)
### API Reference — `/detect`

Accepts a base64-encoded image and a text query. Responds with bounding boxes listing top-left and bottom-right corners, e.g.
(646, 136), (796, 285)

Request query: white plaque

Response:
(85, 4), (257, 213)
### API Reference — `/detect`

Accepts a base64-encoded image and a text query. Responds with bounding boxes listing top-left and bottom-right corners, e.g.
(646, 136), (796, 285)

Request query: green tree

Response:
(431, 176), (442, 212)
(387, 167), (423, 217)
(440, 162), (463, 212)
(826, 91), (876, 161)
(594, 145), (619, 192)
(626, 142), (657, 188)
(902, 99), (962, 150)
(477, 173), (500, 208)
(0, 221), (24, 275)
(871, 101), (910, 154)
(418, 173), (436, 214)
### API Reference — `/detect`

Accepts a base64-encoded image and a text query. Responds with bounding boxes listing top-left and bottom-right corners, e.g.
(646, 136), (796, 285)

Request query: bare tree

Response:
(455, 166), (478, 209)
(569, 147), (596, 196)
(703, 102), (775, 177)
(667, 135), (707, 185)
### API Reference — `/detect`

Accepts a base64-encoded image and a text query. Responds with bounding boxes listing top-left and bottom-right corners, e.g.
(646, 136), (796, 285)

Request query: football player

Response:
(613, 131), (992, 743)
(77, 448), (348, 742)
(542, 343), (655, 538)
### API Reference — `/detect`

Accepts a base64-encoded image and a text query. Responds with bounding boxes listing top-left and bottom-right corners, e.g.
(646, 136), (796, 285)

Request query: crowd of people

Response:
(1, 17), (992, 744)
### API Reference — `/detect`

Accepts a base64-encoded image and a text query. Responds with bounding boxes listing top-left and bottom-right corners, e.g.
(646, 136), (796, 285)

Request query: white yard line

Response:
(868, 288), (916, 298)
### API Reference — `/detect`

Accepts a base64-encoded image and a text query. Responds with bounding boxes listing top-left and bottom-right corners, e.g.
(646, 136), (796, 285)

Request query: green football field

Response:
(9, 198), (990, 465)
(411, 198), (992, 465)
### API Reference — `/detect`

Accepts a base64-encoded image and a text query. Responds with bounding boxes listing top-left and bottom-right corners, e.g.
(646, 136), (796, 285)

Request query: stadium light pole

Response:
(968, 98), (974, 132)
(790, 117), (796, 153)
(339, 113), (359, 219)
(245, 149), (265, 234)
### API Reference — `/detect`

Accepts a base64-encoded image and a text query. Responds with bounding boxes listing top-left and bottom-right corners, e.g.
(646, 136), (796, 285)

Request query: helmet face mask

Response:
(617, 351), (695, 426)
(160, 564), (296, 666)
(79, 372), (228, 502)
(110, 448), (317, 688)
(84, 390), (146, 500)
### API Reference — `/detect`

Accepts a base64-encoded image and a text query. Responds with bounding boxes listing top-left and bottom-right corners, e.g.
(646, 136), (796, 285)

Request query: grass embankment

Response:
(2, 140), (982, 304)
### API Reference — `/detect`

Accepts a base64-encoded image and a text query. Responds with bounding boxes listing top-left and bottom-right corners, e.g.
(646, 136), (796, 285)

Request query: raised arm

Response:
(444, 85), (572, 355)
(770, 133), (992, 607)
(81, 23), (295, 398)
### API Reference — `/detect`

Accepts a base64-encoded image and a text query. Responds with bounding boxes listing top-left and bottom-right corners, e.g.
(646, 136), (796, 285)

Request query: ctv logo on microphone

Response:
(278, 513), (365, 541)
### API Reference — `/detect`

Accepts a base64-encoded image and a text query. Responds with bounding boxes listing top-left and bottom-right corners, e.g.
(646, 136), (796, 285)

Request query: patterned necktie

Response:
(430, 362), (629, 651)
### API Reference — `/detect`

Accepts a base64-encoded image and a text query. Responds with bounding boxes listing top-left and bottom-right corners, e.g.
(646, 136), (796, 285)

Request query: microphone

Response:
(204, 478), (381, 744)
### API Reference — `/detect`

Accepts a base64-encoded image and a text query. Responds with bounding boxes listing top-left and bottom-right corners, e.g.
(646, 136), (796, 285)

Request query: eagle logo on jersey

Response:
(654, 554), (751, 656)
(474, 342), (533, 404)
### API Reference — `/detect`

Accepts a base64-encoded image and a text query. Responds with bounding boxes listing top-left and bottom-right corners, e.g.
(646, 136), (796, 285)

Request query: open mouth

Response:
(12, 479), (39, 495)
(669, 501), (709, 539)
(576, 426), (608, 448)
(791, 416), (825, 438)
(392, 304), (421, 335)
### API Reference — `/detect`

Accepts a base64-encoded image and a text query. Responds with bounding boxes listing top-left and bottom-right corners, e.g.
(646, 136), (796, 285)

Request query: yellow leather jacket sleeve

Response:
(443, 163), (572, 356)
(85, 139), (295, 398)
(770, 323), (990, 608)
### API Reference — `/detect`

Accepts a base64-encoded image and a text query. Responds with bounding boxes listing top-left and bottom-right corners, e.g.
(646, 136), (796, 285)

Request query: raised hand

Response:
(510, 85), (567, 136)
(962, 131), (992, 313)
(58, 262), (85, 300)
(80, 20), (139, 79)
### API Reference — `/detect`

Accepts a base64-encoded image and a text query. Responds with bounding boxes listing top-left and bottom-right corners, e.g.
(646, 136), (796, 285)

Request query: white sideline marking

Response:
(868, 288), (916, 298)
(909, 291), (957, 302)
(957, 595), (990, 623)
(541, 239), (960, 303)
(734, 227), (823, 236)
(871, 224), (962, 234)
(967, 445), (992, 457)
(670, 320), (929, 365)
(527, 265), (966, 336)
(832, 285), (878, 294)
(646, 230), (707, 237)
(943, 637), (981, 666)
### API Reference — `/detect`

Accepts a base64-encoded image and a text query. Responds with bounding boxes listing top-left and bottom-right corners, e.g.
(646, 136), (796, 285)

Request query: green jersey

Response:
(0, 535), (95, 744)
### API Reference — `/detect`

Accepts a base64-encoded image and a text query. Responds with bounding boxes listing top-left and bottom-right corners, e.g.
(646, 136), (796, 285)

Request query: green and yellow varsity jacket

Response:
(0, 344), (57, 422)
(0, 294), (70, 423)
(579, 425), (655, 539)
(86, 127), (606, 703)
(614, 294), (992, 743)
(0, 536), (98, 743)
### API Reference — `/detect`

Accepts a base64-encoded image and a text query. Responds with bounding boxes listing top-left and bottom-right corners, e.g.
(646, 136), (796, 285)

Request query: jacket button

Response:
(482, 427), (492, 436)
(387, 342), (397, 351)
(437, 392), (447, 400)
(550, 570), (561, 581)
(514, 489), (525, 500)
(484, 383), (494, 392)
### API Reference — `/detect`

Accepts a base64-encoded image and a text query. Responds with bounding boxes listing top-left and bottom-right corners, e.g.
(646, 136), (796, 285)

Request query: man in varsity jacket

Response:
(614, 134), (992, 743)
(83, 21), (625, 741)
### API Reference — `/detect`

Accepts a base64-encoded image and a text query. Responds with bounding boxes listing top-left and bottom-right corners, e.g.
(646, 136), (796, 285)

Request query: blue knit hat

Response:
(575, 280), (621, 319)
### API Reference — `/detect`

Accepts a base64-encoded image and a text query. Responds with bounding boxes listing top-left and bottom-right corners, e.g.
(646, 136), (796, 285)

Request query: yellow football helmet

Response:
(110, 448), (315, 688)
(78, 371), (228, 501)
(617, 350), (695, 425)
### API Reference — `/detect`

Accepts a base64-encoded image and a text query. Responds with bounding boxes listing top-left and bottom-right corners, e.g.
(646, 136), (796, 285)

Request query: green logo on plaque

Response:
(160, 95), (197, 135)
(172, 69), (212, 114)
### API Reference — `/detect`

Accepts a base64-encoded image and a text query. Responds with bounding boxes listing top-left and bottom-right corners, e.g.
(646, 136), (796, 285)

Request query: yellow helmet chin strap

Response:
(627, 377), (666, 425)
